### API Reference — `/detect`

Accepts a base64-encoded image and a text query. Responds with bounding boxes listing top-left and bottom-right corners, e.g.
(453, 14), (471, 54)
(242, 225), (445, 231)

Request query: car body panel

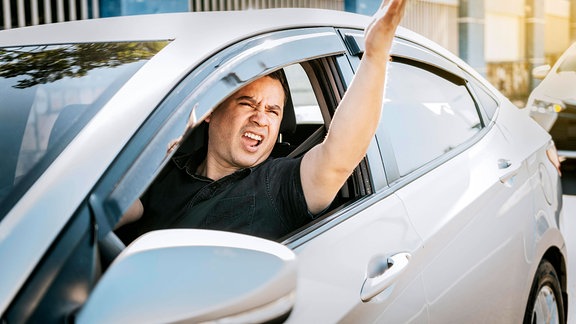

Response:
(395, 112), (535, 322)
(288, 194), (426, 323)
(343, 26), (566, 322)
(402, 74), (564, 321)
(0, 8), (568, 322)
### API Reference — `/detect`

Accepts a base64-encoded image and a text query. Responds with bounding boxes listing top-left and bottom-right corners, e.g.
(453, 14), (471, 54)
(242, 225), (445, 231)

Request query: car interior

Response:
(115, 58), (373, 248)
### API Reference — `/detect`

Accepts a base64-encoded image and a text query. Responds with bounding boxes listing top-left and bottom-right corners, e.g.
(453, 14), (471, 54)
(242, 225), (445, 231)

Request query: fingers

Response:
(375, 0), (406, 23)
(363, 0), (406, 60)
(366, 0), (402, 33)
(368, 0), (406, 36)
(378, 0), (391, 10)
(387, 0), (407, 25)
(167, 136), (182, 154)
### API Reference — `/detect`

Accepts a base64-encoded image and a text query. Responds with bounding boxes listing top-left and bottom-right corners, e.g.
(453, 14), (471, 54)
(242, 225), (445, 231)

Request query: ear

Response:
(204, 113), (212, 123)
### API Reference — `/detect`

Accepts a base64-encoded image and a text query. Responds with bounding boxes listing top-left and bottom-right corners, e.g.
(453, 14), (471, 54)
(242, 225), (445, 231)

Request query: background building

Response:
(1, 0), (574, 106)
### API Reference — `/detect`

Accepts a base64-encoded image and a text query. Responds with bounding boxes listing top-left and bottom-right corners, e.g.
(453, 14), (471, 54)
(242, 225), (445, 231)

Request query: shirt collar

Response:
(172, 151), (257, 180)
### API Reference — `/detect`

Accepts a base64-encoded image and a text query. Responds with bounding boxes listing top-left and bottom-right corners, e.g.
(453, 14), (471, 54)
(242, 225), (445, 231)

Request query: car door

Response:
(368, 37), (537, 322)
(94, 27), (427, 322)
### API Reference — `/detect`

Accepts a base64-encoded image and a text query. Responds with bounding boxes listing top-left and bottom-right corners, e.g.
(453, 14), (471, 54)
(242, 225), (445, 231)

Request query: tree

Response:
(0, 41), (168, 89)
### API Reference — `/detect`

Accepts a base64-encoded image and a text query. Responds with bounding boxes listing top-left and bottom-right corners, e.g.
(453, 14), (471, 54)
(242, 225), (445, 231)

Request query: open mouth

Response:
(244, 132), (263, 147)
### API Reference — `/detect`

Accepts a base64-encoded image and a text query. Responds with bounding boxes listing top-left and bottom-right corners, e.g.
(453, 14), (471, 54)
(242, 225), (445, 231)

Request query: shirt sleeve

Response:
(265, 157), (314, 231)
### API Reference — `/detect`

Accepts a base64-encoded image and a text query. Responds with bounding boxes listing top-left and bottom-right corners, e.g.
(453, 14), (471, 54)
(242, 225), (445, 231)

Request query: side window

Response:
(380, 60), (482, 177)
(285, 64), (322, 125)
(278, 64), (324, 155)
(469, 79), (498, 120)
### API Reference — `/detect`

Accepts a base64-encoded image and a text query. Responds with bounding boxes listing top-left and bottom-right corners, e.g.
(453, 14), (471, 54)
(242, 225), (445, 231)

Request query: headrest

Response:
(275, 69), (296, 135)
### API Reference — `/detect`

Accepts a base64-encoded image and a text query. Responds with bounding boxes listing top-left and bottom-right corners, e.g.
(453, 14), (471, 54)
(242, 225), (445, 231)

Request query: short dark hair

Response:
(267, 69), (290, 107)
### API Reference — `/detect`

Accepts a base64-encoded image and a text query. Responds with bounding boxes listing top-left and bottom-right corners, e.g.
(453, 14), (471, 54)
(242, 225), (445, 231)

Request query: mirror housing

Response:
(532, 64), (551, 80)
(76, 229), (297, 323)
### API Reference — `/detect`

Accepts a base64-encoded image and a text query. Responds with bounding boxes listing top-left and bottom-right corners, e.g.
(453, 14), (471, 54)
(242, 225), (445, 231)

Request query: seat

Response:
(272, 69), (297, 157)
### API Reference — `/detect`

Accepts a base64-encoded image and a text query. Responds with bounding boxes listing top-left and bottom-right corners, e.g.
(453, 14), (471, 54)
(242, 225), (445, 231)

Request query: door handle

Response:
(498, 158), (512, 169)
(498, 159), (520, 184)
(360, 252), (411, 302)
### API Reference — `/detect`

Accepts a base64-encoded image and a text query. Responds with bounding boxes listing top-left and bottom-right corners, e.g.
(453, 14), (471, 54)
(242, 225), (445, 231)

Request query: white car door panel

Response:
(395, 128), (534, 322)
(286, 193), (426, 323)
(374, 48), (540, 321)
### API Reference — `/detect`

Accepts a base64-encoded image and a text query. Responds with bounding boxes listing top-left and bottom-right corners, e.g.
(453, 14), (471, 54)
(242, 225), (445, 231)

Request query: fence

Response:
(1, 0), (99, 30)
(189, 0), (342, 11)
(0, 0), (345, 29)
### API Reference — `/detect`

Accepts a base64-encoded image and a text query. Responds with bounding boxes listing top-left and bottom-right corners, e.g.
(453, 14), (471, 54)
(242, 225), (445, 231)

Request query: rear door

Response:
(279, 30), (427, 323)
(373, 37), (535, 322)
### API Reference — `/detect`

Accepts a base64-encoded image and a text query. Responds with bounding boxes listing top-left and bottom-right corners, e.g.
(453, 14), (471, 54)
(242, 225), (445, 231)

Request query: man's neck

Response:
(196, 159), (239, 181)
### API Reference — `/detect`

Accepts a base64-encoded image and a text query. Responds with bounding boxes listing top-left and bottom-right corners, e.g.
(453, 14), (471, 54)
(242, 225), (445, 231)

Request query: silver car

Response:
(527, 42), (576, 158)
(0, 9), (567, 323)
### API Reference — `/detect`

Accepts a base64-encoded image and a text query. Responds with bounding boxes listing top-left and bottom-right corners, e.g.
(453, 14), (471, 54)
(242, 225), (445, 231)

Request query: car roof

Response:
(0, 9), (370, 46)
(0, 9), (455, 77)
(0, 9), (379, 80)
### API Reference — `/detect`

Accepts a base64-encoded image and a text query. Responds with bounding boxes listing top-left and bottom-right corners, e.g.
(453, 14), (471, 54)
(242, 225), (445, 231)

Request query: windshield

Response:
(0, 41), (169, 219)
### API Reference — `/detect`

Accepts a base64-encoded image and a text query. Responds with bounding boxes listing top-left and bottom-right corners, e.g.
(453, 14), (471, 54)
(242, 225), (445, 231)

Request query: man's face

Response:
(206, 75), (285, 170)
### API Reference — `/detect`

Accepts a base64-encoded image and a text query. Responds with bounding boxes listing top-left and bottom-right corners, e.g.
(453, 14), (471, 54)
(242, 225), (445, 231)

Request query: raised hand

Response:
(364, 0), (407, 62)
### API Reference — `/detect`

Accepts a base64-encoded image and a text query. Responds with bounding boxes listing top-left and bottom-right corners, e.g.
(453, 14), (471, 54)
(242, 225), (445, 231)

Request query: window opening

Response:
(381, 60), (482, 176)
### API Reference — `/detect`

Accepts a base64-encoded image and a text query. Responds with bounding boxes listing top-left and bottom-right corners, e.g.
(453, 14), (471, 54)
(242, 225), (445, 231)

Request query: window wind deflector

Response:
(343, 33), (365, 57)
(392, 56), (466, 86)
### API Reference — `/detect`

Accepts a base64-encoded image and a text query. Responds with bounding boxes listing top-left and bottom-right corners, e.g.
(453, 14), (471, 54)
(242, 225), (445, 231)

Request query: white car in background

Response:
(527, 42), (576, 158)
(0, 9), (567, 323)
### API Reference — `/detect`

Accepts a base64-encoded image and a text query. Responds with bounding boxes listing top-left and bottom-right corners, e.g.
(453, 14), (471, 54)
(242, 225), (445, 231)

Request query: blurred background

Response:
(1, 0), (574, 108)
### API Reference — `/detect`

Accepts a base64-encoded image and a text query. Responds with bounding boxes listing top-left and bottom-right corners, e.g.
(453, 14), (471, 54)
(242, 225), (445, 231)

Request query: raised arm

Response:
(300, 0), (406, 214)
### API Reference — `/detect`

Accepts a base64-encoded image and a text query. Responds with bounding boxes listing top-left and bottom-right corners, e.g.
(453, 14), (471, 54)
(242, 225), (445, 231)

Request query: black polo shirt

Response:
(131, 152), (313, 241)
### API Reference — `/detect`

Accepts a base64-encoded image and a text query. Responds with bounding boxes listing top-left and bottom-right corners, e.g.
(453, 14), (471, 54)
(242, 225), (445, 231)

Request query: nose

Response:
(249, 108), (269, 126)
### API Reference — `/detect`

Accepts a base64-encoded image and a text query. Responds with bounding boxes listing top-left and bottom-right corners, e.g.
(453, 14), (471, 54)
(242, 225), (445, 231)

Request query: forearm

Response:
(114, 199), (143, 230)
(323, 55), (388, 171)
(319, 0), (401, 171)
(300, 46), (390, 214)
(300, 0), (405, 214)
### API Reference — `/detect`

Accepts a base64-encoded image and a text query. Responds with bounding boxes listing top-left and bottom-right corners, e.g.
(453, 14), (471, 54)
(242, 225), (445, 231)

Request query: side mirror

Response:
(76, 229), (297, 323)
(532, 64), (551, 80)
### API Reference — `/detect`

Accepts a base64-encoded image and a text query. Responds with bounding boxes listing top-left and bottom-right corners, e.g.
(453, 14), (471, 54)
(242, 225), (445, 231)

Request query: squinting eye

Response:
(268, 110), (280, 117)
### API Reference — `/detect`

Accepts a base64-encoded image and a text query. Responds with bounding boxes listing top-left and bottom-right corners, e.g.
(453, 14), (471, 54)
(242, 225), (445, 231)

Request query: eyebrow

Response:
(236, 95), (282, 112)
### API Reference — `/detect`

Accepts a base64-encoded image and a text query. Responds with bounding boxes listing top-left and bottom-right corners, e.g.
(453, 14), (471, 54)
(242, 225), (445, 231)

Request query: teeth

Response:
(244, 132), (262, 141)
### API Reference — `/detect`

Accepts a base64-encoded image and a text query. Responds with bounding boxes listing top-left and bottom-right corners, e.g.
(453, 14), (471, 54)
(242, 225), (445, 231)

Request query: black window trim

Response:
(466, 75), (501, 126)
